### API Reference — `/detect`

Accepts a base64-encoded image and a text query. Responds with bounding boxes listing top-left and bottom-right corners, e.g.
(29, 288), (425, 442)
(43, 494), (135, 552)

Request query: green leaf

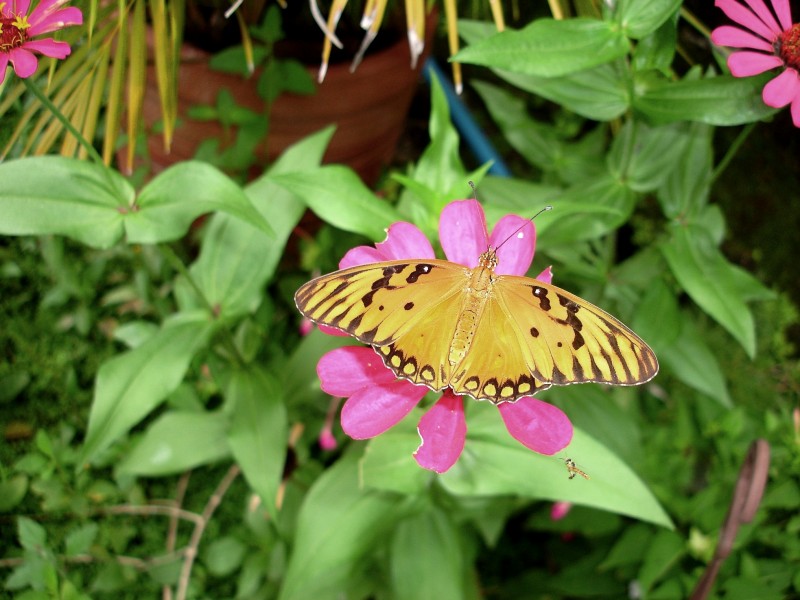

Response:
(657, 122), (713, 218)
(0, 157), (132, 249)
(0, 474), (28, 512)
(18, 516), (47, 551)
(279, 452), (409, 600)
(175, 127), (333, 318)
(634, 72), (779, 125)
(360, 415), (432, 495)
(439, 404), (672, 528)
(269, 166), (400, 240)
(659, 311), (732, 408)
(64, 523), (99, 557)
(661, 225), (756, 357)
(225, 367), (287, 518)
(80, 312), (217, 465)
(630, 278), (682, 350)
(127, 161), (273, 243)
(118, 411), (230, 476)
(455, 18), (630, 77)
(536, 174), (636, 245)
(636, 530), (685, 592)
(203, 536), (247, 577)
(632, 13), (678, 73)
(609, 122), (689, 193)
(617, 0), (681, 39)
(390, 510), (464, 600)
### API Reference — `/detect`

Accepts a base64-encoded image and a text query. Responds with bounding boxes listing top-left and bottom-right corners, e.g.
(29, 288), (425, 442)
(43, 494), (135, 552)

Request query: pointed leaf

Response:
(118, 411), (230, 475)
(456, 18), (630, 77)
(617, 0), (682, 39)
(661, 225), (756, 357)
(127, 161), (273, 243)
(0, 157), (132, 248)
(439, 403), (672, 528)
(80, 312), (217, 464)
(226, 368), (287, 518)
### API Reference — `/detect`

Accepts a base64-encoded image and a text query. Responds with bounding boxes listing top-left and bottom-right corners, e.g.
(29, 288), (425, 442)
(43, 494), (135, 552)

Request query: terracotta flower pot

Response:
(139, 15), (435, 185)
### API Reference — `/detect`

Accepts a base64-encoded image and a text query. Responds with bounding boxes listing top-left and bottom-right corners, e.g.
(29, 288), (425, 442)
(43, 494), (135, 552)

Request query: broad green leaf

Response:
(608, 122), (688, 193)
(390, 510), (464, 600)
(225, 367), (287, 518)
(536, 174), (636, 245)
(175, 127), (333, 318)
(204, 536), (247, 577)
(630, 278), (682, 350)
(617, 0), (681, 39)
(80, 311), (217, 465)
(459, 21), (629, 121)
(455, 18), (630, 77)
(0, 475), (28, 512)
(360, 416), (432, 495)
(439, 403), (672, 528)
(64, 523), (99, 557)
(632, 13), (678, 73)
(0, 157), (132, 248)
(127, 161), (273, 243)
(657, 122), (713, 218)
(477, 176), (563, 227)
(269, 166), (400, 241)
(634, 72), (778, 125)
(659, 311), (732, 408)
(661, 225), (756, 357)
(637, 530), (685, 592)
(18, 516), (47, 550)
(279, 451), (409, 600)
(118, 411), (230, 476)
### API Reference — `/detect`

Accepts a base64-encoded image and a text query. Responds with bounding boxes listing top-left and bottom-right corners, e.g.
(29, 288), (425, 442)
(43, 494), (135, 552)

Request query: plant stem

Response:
(22, 77), (105, 166)
(711, 123), (755, 184)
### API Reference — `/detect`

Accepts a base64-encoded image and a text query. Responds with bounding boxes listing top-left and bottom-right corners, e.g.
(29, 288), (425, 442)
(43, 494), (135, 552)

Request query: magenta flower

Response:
(315, 200), (573, 473)
(0, 0), (83, 85)
(711, 0), (800, 127)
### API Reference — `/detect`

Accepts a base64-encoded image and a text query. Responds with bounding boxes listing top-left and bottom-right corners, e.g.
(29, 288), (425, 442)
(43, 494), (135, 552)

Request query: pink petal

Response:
(317, 346), (396, 396)
(341, 380), (428, 439)
(770, 0), (793, 31)
(28, 6), (83, 35)
(22, 38), (71, 59)
(8, 48), (38, 78)
(439, 199), (489, 268)
(536, 266), (553, 284)
(489, 214), (535, 276)
(497, 397), (573, 455)
(0, 55), (9, 85)
(551, 501), (573, 520)
(319, 428), (338, 450)
(742, 0), (782, 34)
(413, 391), (466, 473)
(728, 50), (784, 76)
(715, 0), (781, 40)
(340, 245), (385, 269)
(13, 0), (31, 16)
(711, 25), (774, 51)
(374, 221), (435, 260)
(792, 93), (800, 127)
(762, 67), (800, 107)
(318, 324), (349, 337)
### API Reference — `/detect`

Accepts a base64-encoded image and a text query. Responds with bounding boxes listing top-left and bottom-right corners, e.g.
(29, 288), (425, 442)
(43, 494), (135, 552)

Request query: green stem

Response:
(22, 76), (105, 166)
(159, 243), (246, 368)
(711, 123), (755, 184)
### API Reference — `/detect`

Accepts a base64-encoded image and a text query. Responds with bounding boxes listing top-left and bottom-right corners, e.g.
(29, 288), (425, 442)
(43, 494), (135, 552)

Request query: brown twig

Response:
(175, 465), (241, 600)
(689, 439), (771, 600)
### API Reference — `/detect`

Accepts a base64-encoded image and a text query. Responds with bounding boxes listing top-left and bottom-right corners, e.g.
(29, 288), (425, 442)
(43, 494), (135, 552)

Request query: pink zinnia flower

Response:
(0, 0), (83, 85)
(711, 0), (800, 127)
(315, 199), (573, 473)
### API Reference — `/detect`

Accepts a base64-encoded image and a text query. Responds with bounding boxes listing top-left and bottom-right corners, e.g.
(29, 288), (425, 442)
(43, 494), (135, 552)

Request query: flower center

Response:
(777, 23), (800, 70)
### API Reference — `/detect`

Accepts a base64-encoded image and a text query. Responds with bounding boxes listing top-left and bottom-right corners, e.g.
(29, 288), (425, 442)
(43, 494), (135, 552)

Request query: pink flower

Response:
(0, 0), (83, 85)
(711, 0), (800, 127)
(550, 501), (573, 521)
(315, 200), (573, 473)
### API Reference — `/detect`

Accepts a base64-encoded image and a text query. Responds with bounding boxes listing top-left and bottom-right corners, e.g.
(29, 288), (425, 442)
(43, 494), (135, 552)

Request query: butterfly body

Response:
(295, 249), (658, 403)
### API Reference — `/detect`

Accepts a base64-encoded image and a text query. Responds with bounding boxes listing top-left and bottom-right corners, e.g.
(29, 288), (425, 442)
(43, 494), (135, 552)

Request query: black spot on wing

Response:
(406, 263), (434, 283)
(404, 302), (414, 311)
(531, 286), (551, 311)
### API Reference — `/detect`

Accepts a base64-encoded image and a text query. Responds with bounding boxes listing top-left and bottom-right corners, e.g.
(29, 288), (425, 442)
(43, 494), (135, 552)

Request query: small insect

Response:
(564, 458), (590, 480)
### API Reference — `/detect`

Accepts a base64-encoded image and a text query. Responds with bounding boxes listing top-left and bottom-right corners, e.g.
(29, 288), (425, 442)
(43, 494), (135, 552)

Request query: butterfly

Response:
(295, 246), (658, 403)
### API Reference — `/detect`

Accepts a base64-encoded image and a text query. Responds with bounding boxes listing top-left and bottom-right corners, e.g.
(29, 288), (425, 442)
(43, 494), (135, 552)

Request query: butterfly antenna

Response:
(494, 205), (552, 251)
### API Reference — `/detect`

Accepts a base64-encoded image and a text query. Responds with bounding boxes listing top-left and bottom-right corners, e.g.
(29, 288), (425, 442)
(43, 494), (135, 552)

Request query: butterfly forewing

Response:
(496, 276), (658, 386)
